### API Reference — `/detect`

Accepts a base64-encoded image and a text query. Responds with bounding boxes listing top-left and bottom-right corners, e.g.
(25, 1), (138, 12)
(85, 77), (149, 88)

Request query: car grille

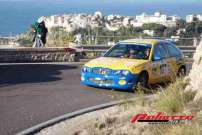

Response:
(92, 68), (111, 75)
(89, 78), (113, 84)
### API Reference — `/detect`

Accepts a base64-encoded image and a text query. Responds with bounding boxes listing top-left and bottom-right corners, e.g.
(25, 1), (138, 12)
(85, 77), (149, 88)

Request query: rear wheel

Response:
(177, 67), (186, 77)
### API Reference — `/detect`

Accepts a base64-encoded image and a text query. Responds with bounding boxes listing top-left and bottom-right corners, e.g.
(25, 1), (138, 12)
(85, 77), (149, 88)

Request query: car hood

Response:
(84, 57), (148, 72)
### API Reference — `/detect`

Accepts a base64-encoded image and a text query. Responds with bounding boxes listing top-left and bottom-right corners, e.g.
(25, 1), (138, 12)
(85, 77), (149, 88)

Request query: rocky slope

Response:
(186, 39), (202, 101)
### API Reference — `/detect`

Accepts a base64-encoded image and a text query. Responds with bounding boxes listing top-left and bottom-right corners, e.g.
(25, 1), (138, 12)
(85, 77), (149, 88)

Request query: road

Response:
(0, 63), (136, 135)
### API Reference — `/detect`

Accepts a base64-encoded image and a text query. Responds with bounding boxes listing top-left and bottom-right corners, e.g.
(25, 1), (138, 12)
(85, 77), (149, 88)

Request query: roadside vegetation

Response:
(72, 79), (202, 135)
(16, 28), (34, 47)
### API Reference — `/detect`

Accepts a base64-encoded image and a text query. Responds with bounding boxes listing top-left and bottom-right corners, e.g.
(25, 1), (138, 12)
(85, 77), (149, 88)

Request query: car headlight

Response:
(82, 67), (91, 72)
(114, 70), (130, 76)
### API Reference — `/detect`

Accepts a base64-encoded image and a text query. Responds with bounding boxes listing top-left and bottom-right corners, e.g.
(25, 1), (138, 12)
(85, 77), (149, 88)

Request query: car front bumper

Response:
(81, 71), (138, 90)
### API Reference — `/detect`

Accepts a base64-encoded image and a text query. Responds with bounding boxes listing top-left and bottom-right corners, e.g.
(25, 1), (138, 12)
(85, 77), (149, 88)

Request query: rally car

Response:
(80, 39), (186, 90)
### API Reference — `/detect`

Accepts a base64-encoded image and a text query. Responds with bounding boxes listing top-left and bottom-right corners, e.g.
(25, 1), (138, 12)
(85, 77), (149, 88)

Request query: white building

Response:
(197, 14), (202, 21)
(134, 12), (179, 27)
(130, 20), (142, 27)
(122, 17), (131, 27)
(186, 14), (202, 23)
(186, 15), (196, 23)
(143, 30), (155, 36)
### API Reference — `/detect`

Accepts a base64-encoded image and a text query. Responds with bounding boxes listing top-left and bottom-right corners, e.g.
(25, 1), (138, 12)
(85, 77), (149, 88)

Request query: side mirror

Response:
(153, 55), (162, 61)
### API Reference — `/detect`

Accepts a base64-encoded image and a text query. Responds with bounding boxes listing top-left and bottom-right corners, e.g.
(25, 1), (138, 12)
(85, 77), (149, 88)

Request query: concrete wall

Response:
(0, 48), (80, 62)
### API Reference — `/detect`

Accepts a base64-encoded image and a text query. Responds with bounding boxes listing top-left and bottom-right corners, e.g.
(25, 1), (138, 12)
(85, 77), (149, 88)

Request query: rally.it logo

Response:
(131, 112), (194, 124)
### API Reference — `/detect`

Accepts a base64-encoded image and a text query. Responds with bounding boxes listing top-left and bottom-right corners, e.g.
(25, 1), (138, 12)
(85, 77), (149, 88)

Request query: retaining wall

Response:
(0, 48), (80, 62)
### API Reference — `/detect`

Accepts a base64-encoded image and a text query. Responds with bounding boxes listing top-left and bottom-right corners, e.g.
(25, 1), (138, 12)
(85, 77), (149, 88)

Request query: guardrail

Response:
(0, 36), (200, 61)
(75, 36), (202, 58)
(0, 44), (197, 62)
(76, 44), (197, 58)
(0, 47), (80, 62)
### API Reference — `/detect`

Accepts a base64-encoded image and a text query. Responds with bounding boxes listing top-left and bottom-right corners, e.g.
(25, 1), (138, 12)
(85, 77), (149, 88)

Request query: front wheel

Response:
(135, 72), (148, 90)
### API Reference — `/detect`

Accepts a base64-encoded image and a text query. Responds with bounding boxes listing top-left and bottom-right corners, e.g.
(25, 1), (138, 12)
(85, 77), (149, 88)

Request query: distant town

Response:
(40, 11), (178, 33)
(1, 11), (202, 47)
(39, 11), (202, 37)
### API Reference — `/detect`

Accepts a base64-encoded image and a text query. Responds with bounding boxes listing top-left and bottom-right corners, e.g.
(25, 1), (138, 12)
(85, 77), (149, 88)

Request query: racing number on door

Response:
(160, 63), (167, 75)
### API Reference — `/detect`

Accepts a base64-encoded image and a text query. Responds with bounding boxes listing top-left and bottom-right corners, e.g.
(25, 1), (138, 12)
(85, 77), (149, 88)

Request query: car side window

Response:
(166, 43), (181, 57)
(153, 44), (167, 61)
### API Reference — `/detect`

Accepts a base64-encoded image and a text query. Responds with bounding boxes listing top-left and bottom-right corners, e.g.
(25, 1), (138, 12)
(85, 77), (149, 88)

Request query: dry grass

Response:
(79, 79), (201, 135)
(149, 78), (201, 135)
(149, 111), (202, 135)
(90, 79), (202, 135)
(154, 79), (196, 114)
(83, 79), (201, 135)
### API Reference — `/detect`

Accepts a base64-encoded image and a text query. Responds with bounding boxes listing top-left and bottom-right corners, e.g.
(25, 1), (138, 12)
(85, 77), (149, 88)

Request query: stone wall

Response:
(0, 48), (80, 62)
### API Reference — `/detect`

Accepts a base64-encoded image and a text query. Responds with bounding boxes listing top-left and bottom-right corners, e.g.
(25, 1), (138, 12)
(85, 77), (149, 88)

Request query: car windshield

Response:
(104, 43), (152, 60)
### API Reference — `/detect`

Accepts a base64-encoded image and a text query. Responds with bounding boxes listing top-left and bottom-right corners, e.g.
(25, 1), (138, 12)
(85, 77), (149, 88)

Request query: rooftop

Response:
(120, 38), (163, 45)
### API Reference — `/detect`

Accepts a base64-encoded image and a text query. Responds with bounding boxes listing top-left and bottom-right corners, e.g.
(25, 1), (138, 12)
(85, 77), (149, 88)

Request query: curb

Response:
(16, 95), (154, 135)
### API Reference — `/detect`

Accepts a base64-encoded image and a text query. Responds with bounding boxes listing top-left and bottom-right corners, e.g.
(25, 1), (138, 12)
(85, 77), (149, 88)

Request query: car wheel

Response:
(135, 72), (148, 90)
(177, 67), (186, 77)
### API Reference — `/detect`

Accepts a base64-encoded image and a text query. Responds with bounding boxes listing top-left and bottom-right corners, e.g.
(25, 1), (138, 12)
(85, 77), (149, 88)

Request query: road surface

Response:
(0, 63), (136, 135)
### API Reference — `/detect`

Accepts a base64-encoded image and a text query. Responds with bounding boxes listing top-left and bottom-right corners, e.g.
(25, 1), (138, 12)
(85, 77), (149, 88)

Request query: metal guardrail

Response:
(1, 36), (200, 58)
(75, 44), (197, 58)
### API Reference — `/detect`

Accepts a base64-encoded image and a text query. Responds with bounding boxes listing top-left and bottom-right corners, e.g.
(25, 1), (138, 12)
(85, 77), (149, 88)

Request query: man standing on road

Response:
(39, 21), (48, 46)
(32, 20), (48, 48)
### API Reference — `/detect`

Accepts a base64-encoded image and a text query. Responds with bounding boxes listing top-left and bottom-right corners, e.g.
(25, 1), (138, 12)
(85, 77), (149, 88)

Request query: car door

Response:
(164, 42), (184, 79)
(151, 43), (169, 83)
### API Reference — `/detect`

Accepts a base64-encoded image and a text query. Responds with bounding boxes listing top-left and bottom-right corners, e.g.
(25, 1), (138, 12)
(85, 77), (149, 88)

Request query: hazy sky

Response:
(0, 0), (201, 3)
(0, 0), (202, 7)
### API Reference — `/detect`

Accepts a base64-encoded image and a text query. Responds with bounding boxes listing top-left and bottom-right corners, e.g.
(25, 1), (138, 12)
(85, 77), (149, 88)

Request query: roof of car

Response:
(119, 39), (164, 45)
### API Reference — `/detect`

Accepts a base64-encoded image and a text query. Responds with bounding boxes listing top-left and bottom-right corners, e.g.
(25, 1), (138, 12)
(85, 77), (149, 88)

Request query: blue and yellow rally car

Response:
(80, 39), (186, 90)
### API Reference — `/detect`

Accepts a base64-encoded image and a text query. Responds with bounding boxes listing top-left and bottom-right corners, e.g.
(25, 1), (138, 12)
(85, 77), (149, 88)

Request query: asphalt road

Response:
(0, 63), (136, 135)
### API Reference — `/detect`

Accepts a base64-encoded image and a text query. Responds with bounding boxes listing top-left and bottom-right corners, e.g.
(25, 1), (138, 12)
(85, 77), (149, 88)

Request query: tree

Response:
(163, 27), (177, 37)
(185, 22), (197, 37)
(142, 23), (166, 36)
(195, 21), (202, 35)
(176, 19), (186, 29)
(17, 28), (35, 46)
(47, 27), (74, 46)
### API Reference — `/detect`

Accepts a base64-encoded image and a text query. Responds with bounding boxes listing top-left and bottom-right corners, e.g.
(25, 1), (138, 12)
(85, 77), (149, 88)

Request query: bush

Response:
(155, 79), (195, 113)
(17, 28), (35, 46)
(150, 112), (202, 135)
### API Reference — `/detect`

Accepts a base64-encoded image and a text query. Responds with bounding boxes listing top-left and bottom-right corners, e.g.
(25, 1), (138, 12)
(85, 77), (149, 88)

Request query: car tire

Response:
(177, 67), (186, 77)
(135, 72), (148, 90)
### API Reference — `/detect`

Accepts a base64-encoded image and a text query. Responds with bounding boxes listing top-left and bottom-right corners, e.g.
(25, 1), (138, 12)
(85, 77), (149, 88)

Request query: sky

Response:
(0, 0), (202, 35)
(0, 0), (202, 8)
(0, 0), (202, 3)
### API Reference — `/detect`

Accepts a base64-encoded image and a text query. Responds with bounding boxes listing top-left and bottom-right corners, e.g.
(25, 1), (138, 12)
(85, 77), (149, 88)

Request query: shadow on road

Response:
(0, 64), (78, 87)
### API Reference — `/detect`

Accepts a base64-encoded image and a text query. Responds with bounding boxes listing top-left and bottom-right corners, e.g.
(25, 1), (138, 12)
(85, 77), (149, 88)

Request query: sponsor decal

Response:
(125, 62), (135, 67)
(131, 112), (194, 124)
(152, 62), (158, 74)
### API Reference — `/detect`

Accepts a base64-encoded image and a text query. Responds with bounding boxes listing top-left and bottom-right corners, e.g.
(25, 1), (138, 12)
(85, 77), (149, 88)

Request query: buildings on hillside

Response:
(186, 14), (202, 23)
(39, 11), (181, 33)
(134, 12), (179, 27)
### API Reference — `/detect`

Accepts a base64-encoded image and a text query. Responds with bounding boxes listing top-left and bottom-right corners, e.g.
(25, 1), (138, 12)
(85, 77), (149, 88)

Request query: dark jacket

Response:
(40, 23), (48, 44)
(32, 21), (48, 44)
